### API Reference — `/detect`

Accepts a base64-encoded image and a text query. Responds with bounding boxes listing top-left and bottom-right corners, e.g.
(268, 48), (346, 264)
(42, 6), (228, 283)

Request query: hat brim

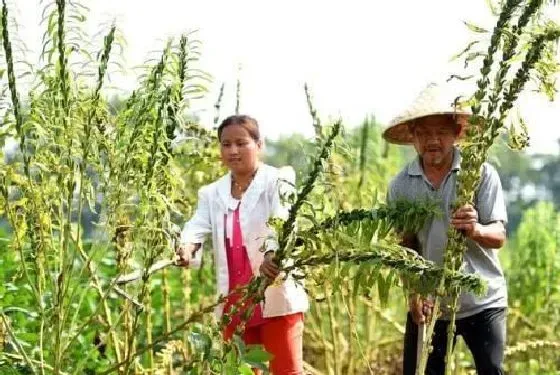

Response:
(383, 112), (471, 145)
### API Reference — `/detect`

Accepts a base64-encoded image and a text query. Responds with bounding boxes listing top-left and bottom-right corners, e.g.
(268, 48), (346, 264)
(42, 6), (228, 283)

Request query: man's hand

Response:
(401, 232), (420, 253)
(451, 203), (480, 238)
(259, 251), (280, 280)
(175, 243), (200, 267)
(409, 294), (433, 325)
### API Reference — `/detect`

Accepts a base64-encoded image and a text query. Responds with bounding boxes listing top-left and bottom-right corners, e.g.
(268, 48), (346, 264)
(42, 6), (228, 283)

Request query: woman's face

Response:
(219, 124), (262, 175)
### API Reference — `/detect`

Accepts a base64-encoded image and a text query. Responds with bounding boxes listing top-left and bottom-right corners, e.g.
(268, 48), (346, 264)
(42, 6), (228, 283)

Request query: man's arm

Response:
(470, 221), (506, 249)
(452, 163), (508, 249)
(452, 206), (506, 249)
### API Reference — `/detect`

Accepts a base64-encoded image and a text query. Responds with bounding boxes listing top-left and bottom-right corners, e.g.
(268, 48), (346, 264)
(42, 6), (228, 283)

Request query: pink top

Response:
(222, 203), (266, 330)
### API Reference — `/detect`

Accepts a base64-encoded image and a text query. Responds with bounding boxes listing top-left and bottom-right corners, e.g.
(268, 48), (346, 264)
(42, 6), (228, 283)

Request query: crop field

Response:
(0, 1), (559, 374)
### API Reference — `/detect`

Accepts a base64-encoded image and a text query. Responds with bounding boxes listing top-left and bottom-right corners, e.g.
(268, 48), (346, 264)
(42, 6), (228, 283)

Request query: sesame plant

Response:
(416, 1), (560, 374)
(0, 1), (486, 374)
(0, 0), (238, 373)
(203, 87), (484, 375)
(292, 89), (474, 375)
(504, 202), (560, 374)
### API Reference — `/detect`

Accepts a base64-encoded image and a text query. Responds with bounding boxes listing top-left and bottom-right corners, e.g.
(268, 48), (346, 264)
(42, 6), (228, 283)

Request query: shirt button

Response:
(237, 271), (241, 276)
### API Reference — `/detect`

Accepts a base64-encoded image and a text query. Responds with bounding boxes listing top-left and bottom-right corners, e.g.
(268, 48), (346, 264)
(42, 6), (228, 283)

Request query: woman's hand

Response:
(175, 243), (200, 267)
(260, 251), (281, 280)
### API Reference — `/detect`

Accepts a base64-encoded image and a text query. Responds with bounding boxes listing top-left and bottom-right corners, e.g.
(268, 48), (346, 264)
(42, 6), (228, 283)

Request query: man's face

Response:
(411, 115), (460, 167)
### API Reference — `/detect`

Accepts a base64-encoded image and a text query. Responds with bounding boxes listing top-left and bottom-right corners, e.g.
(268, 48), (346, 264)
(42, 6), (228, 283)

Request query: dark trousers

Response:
(403, 307), (507, 375)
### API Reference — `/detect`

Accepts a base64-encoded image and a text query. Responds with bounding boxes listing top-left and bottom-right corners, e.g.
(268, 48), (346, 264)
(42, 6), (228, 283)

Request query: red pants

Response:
(223, 312), (304, 375)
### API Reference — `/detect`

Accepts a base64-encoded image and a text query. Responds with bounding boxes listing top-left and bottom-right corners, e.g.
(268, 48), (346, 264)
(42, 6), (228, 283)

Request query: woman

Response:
(176, 115), (309, 374)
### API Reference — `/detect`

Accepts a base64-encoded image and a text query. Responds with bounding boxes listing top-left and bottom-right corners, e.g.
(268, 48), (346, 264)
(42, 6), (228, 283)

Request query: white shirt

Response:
(224, 196), (240, 243)
(181, 163), (309, 318)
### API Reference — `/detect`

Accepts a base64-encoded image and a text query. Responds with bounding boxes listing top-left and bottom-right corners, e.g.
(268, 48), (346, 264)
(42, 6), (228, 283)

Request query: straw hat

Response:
(383, 81), (472, 145)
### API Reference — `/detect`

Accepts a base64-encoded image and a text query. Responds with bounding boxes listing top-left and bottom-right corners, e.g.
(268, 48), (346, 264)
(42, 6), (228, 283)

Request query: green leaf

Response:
(450, 40), (480, 61)
(353, 262), (369, 298)
(378, 219), (391, 239)
(463, 21), (488, 33)
(47, 11), (56, 35)
(361, 219), (375, 245)
(244, 346), (273, 364)
(446, 74), (475, 82)
(340, 262), (353, 278)
(237, 364), (254, 375)
(225, 348), (238, 368)
(366, 264), (381, 290)
(485, 0), (499, 16)
(377, 272), (392, 306)
(188, 331), (211, 356)
(232, 334), (246, 354)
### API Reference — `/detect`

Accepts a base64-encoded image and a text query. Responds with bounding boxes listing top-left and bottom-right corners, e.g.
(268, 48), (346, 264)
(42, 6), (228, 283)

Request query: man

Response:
(385, 82), (508, 375)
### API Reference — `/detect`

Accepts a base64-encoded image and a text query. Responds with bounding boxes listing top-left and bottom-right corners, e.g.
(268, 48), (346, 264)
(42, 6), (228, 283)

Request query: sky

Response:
(11, 0), (560, 154)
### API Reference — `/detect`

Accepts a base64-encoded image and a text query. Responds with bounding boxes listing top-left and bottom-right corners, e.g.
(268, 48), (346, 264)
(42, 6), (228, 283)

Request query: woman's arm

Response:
(177, 186), (212, 267)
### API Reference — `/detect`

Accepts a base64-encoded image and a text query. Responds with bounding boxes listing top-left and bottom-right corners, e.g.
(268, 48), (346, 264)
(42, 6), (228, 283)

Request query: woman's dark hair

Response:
(217, 115), (260, 141)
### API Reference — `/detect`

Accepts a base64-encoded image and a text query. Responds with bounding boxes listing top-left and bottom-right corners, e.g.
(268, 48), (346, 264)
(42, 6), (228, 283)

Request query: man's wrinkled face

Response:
(410, 115), (461, 167)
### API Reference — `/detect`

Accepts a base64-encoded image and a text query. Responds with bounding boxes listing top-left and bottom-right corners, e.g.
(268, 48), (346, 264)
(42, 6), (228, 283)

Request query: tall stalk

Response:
(181, 268), (192, 354)
(417, 1), (522, 372)
(416, 1), (560, 373)
(0, 0), (42, 305)
(52, 1), (75, 372)
(358, 119), (370, 189)
(213, 82), (225, 127)
(235, 71), (241, 114)
(305, 83), (322, 142)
